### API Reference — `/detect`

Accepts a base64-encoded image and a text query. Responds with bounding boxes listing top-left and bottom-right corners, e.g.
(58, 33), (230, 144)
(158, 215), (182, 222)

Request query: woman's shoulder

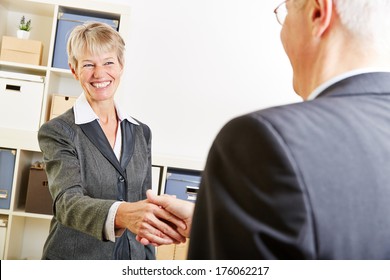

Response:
(124, 117), (151, 143)
(39, 109), (76, 138)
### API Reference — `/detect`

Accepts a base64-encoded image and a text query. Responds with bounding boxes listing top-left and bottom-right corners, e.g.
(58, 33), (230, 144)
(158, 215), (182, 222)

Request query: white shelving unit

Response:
(0, 0), (131, 260)
(0, 0), (204, 260)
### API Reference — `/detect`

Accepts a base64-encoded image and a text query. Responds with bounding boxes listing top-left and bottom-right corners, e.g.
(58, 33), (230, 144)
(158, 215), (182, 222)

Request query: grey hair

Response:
(67, 21), (125, 70)
(334, 0), (390, 52)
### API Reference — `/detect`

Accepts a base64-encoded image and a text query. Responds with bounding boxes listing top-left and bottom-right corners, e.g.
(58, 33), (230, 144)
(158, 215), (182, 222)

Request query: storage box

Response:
(52, 9), (119, 69)
(0, 215), (7, 260)
(0, 149), (16, 210)
(0, 36), (43, 65)
(164, 168), (201, 203)
(0, 71), (44, 131)
(50, 94), (78, 119)
(156, 239), (190, 260)
(25, 166), (53, 215)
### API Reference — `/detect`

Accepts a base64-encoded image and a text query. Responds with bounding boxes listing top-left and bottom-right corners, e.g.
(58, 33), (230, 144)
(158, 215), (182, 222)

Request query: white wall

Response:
(98, 0), (301, 164)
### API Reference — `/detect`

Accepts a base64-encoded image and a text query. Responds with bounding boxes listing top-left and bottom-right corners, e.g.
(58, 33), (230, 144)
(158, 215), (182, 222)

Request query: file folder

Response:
(0, 149), (16, 209)
(52, 8), (120, 69)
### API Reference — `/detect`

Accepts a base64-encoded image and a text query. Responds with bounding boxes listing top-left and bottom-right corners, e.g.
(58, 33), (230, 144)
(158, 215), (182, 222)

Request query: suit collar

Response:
(79, 119), (136, 177)
(74, 92), (139, 125)
(315, 72), (390, 99)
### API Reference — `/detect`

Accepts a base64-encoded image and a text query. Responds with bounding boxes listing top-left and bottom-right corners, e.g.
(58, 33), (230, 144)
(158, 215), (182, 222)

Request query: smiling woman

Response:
(37, 21), (186, 260)
(67, 22), (126, 68)
(71, 49), (123, 107)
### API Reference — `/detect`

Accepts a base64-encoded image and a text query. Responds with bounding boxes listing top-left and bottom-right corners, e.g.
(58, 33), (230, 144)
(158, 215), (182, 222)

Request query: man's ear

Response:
(69, 63), (79, 80)
(310, 0), (333, 37)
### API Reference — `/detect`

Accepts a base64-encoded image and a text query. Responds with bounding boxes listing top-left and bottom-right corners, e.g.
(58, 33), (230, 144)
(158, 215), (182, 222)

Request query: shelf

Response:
(1, 0), (54, 17)
(0, 128), (40, 151)
(0, 0), (132, 260)
(153, 154), (205, 171)
(0, 60), (47, 76)
(0, 0), (199, 261)
(0, 210), (11, 216)
(6, 215), (50, 260)
(11, 210), (52, 220)
(49, 67), (72, 77)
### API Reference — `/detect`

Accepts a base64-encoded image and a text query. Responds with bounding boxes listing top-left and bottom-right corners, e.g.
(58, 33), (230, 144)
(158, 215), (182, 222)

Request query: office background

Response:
(0, 0), (300, 260)
(106, 0), (300, 164)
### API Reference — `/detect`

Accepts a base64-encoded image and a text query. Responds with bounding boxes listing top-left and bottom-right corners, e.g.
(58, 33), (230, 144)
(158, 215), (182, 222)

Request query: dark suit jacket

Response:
(188, 72), (390, 259)
(38, 109), (154, 259)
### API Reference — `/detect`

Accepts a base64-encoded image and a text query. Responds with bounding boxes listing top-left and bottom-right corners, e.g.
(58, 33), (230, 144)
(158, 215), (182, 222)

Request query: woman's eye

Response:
(83, 64), (94, 68)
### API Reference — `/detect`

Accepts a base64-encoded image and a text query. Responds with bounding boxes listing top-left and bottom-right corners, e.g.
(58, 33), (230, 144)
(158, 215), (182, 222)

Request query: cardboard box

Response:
(156, 243), (175, 260)
(25, 167), (53, 215)
(50, 94), (78, 119)
(0, 36), (43, 65)
(156, 239), (190, 260)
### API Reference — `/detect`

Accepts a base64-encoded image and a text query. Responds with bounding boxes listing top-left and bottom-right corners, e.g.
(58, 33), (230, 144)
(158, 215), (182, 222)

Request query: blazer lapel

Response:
(79, 120), (125, 177)
(119, 120), (135, 170)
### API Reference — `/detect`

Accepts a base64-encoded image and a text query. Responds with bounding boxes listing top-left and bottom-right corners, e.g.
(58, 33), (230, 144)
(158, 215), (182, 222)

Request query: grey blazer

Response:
(189, 72), (390, 259)
(38, 109), (154, 260)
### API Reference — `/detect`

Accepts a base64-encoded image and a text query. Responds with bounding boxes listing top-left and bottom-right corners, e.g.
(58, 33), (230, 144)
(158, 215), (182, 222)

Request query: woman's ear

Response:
(310, 0), (333, 37)
(69, 63), (79, 80)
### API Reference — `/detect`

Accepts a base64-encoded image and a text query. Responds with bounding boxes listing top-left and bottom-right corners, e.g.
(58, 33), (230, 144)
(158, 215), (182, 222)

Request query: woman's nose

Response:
(93, 65), (105, 78)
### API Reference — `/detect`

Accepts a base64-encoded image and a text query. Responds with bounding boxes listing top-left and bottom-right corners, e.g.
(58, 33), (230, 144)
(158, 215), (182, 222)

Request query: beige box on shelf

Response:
(156, 238), (190, 260)
(0, 36), (43, 66)
(50, 94), (78, 119)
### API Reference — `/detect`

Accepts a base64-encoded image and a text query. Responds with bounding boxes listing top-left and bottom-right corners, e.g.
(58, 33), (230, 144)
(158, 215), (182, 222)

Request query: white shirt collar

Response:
(307, 68), (390, 101)
(74, 92), (139, 125)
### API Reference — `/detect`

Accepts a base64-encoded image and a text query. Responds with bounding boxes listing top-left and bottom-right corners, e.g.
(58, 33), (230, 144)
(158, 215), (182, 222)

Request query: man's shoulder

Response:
(229, 101), (310, 126)
(246, 97), (342, 126)
(218, 99), (335, 142)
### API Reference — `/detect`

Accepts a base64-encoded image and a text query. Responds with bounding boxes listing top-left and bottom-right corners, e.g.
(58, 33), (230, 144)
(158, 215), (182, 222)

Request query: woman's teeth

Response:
(93, 82), (110, 88)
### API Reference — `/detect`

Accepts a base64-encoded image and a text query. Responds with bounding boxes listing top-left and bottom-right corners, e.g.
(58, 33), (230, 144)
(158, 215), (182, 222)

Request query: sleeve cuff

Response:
(104, 201), (125, 242)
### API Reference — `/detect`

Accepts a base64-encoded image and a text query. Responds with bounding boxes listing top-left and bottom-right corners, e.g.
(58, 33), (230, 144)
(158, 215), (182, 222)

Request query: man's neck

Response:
(301, 32), (389, 100)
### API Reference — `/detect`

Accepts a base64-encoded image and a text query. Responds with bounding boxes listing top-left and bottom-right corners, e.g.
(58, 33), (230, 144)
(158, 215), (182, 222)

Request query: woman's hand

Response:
(136, 190), (195, 246)
(115, 198), (187, 246)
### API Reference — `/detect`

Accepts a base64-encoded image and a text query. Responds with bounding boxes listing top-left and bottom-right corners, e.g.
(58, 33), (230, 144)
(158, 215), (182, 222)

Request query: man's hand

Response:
(136, 190), (195, 246)
(115, 198), (187, 246)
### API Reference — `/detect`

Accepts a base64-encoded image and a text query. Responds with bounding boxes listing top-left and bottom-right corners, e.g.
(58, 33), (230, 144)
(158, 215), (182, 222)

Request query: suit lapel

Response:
(79, 120), (126, 177)
(119, 120), (135, 170)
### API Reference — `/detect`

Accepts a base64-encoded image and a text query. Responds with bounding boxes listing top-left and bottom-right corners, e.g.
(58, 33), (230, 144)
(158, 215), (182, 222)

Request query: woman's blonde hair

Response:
(67, 21), (125, 69)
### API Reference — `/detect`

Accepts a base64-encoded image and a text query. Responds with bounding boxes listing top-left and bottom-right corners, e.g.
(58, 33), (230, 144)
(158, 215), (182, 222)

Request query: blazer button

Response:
(119, 176), (125, 182)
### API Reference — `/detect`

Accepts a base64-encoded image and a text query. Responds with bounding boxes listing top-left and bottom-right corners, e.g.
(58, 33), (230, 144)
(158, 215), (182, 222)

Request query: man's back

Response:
(188, 72), (390, 259)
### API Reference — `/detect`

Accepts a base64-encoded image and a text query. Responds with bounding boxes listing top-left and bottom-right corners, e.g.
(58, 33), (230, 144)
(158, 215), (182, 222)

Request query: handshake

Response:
(116, 190), (195, 247)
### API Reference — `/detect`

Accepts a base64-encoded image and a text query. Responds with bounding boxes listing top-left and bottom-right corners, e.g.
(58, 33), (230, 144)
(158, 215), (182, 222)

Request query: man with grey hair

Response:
(137, 0), (390, 259)
(184, 0), (390, 259)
